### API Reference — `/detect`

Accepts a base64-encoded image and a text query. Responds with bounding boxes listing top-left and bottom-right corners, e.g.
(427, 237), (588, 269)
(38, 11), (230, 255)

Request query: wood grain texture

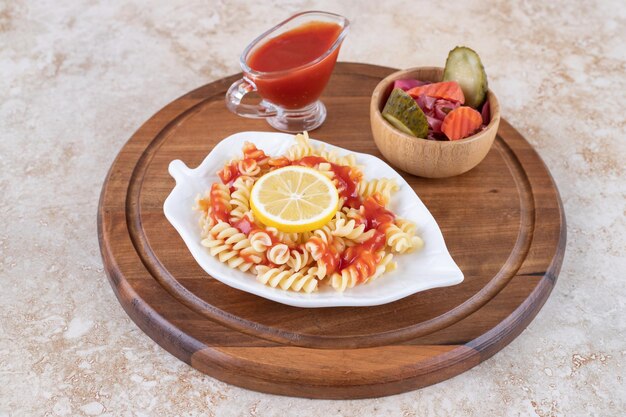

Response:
(97, 63), (566, 399)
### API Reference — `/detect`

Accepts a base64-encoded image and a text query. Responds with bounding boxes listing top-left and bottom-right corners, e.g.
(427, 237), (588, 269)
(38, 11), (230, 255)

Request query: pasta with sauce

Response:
(194, 132), (424, 293)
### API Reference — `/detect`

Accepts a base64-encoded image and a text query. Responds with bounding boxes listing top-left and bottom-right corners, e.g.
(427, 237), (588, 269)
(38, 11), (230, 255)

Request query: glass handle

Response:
(225, 78), (277, 118)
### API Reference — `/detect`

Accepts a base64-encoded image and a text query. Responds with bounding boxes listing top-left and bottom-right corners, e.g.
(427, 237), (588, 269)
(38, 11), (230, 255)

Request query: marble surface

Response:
(1, 0), (624, 415)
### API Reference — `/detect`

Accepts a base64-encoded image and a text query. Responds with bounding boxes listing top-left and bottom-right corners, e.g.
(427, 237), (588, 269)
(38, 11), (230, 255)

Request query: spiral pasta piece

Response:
(267, 156), (290, 169)
(249, 230), (273, 252)
(330, 269), (357, 292)
(384, 224), (414, 254)
(204, 222), (265, 264)
(267, 243), (290, 265)
(332, 214), (368, 241)
(194, 192), (216, 238)
(207, 221), (233, 238)
(237, 158), (261, 178)
(229, 177), (253, 222)
(201, 236), (254, 272)
(305, 237), (326, 262)
(266, 227), (300, 246)
(208, 222), (243, 242)
(364, 252), (396, 284)
(317, 162), (335, 181)
(312, 224), (335, 244)
(395, 217), (417, 235)
(342, 206), (366, 222)
(314, 256), (343, 280)
(305, 265), (323, 280)
(331, 250), (381, 292)
(242, 141), (270, 166)
(308, 223), (345, 254)
(296, 231), (314, 244)
(317, 145), (357, 167)
(357, 179), (399, 206)
(409, 235), (425, 253)
(207, 183), (232, 223)
(256, 265), (319, 293)
(286, 131), (315, 161)
(239, 246), (264, 265)
(194, 192), (210, 215)
(286, 248), (313, 271)
(392, 218), (424, 253)
(199, 216), (214, 239)
(304, 231), (343, 280)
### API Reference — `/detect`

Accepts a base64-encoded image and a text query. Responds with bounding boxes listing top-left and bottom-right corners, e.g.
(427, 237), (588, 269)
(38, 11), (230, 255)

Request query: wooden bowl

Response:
(370, 67), (500, 178)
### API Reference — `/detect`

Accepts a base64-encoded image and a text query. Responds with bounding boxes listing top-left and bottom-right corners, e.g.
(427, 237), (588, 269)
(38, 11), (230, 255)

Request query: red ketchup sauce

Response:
(268, 156), (290, 169)
(246, 21), (343, 109)
(320, 242), (341, 275)
(218, 163), (239, 185)
(294, 156), (362, 208)
(362, 194), (395, 230)
(335, 196), (395, 282)
(209, 184), (230, 223)
(304, 235), (341, 275)
(338, 231), (385, 272)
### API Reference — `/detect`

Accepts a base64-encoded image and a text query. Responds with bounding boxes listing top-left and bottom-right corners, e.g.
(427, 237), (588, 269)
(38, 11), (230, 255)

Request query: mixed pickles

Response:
(381, 46), (490, 141)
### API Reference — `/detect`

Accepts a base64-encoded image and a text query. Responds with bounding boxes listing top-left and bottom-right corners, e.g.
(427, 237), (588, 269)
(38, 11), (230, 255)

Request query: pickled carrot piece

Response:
(407, 81), (465, 104)
(441, 106), (483, 141)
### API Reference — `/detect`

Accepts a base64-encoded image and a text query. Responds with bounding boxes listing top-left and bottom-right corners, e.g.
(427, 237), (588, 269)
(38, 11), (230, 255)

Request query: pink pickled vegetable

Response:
(426, 115), (443, 133)
(415, 94), (437, 111)
(434, 99), (460, 119)
(393, 79), (430, 91)
(481, 99), (491, 125)
(413, 94), (460, 134)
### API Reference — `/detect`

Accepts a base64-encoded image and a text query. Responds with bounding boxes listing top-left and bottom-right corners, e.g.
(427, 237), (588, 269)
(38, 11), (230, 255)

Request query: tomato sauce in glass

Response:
(246, 21), (343, 109)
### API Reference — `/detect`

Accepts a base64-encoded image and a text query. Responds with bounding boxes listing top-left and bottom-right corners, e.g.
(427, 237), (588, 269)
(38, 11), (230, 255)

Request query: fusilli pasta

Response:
(286, 248), (313, 271)
(256, 265), (319, 293)
(203, 222), (265, 267)
(332, 212), (369, 240)
(267, 243), (290, 265)
(384, 224), (415, 254)
(357, 178), (399, 205)
(194, 131), (424, 293)
(229, 177), (253, 222)
(286, 132), (315, 160)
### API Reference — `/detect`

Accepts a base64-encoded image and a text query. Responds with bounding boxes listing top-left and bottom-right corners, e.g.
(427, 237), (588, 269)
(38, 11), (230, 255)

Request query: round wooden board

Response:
(98, 63), (565, 399)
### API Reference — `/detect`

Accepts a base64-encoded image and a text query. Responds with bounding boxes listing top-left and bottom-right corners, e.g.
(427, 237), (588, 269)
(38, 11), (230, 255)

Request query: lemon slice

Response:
(250, 166), (339, 233)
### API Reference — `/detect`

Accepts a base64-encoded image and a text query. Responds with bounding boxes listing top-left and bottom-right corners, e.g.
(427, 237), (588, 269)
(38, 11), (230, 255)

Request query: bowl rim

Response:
(371, 66), (500, 145)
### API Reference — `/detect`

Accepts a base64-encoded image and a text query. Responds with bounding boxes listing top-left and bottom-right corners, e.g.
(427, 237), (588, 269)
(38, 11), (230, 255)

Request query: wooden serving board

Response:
(98, 63), (565, 399)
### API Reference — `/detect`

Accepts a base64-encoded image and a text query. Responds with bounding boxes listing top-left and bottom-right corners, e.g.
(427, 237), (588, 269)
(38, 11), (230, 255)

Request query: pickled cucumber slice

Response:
(382, 88), (429, 138)
(443, 46), (488, 109)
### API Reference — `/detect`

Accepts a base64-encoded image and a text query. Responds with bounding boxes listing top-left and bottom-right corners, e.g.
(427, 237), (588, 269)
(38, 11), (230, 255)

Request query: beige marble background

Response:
(1, 0), (625, 416)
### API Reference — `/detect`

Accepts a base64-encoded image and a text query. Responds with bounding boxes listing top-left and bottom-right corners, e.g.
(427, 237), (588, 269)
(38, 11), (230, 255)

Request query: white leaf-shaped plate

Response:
(163, 132), (463, 308)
